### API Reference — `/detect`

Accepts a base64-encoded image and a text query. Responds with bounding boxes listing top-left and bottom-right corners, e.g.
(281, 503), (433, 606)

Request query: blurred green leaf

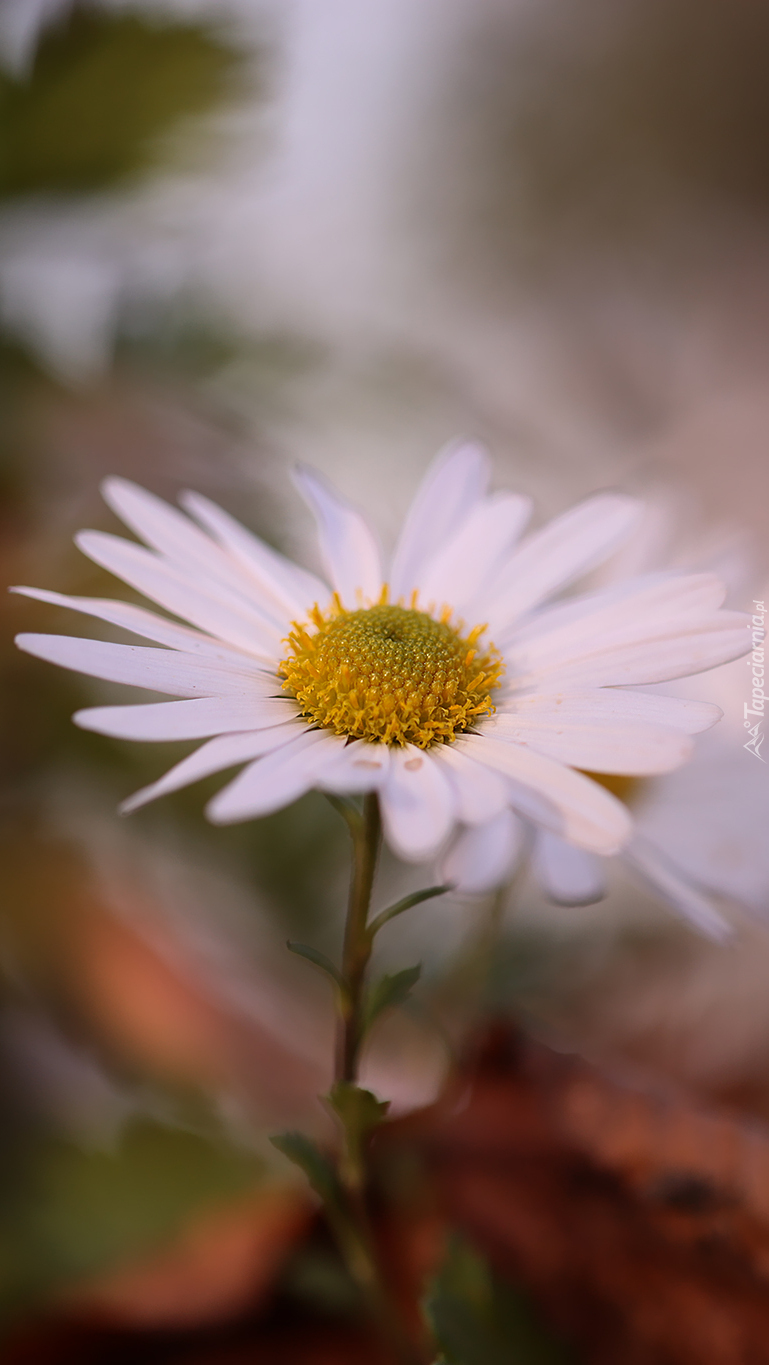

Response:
(424, 1237), (572, 1365)
(0, 6), (240, 197)
(326, 1082), (389, 1140)
(363, 964), (421, 1033)
(368, 885), (450, 937)
(270, 1132), (340, 1207)
(0, 1118), (262, 1318)
(287, 942), (348, 998)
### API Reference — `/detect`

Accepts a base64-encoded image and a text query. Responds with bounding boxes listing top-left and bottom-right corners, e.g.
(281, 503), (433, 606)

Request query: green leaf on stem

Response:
(269, 1132), (340, 1206)
(363, 964), (422, 1033)
(367, 885), (450, 938)
(287, 941), (349, 1001)
(327, 1081), (390, 1140)
(424, 1237), (572, 1364)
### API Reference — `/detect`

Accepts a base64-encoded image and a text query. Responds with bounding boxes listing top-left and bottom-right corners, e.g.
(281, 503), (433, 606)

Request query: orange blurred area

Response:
(7, 1025), (769, 1362)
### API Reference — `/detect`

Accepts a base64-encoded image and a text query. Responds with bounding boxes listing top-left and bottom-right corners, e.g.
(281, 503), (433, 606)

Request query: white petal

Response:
(293, 466), (382, 607)
(499, 689), (721, 735)
(431, 744), (510, 825)
(505, 573), (730, 668)
(317, 740), (391, 793)
(379, 745), (456, 862)
(16, 634), (280, 698)
(532, 830), (606, 906)
(121, 722), (307, 813)
(389, 440), (490, 600)
(486, 711), (693, 775)
(441, 809), (523, 895)
(75, 696), (296, 740)
(76, 531), (283, 658)
(10, 587), (261, 666)
(481, 493), (643, 633)
(415, 492), (531, 613)
(458, 733), (631, 855)
(102, 478), (274, 603)
(207, 729), (345, 823)
(516, 613), (751, 691)
(624, 836), (731, 941)
(181, 489), (328, 618)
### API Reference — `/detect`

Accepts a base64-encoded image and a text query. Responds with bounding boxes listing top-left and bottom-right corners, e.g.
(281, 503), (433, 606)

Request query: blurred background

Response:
(1, 0), (769, 1357)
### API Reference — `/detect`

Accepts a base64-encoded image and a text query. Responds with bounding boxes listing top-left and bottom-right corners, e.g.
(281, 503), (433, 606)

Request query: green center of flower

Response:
(278, 598), (504, 748)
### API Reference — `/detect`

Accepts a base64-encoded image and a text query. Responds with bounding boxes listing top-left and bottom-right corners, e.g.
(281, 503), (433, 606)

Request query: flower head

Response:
(13, 442), (750, 866)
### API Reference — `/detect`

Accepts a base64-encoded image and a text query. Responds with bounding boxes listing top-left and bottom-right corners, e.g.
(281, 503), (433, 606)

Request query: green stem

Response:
(329, 792), (433, 1364)
(337, 791), (382, 1084)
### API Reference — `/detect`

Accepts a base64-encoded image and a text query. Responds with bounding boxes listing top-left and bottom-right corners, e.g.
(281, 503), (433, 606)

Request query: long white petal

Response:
(415, 492), (531, 613)
(516, 614), (750, 691)
(497, 689), (721, 735)
(10, 588), (261, 666)
(293, 466), (382, 608)
(181, 489), (328, 618)
(16, 634), (278, 698)
(486, 712), (693, 774)
(624, 836), (730, 941)
(75, 696), (296, 740)
(379, 745), (456, 861)
(102, 478), (274, 603)
(121, 722), (307, 813)
(432, 744), (510, 825)
(532, 830), (606, 906)
(481, 493), (643, 633)
(76, 532), (283, 657)
(317, 740), (391, 793)
(441, 809), (523, 895)
(505, 573), (730, 666)
(458, 734), (631, 854)
(389, 440), (490, 600)
(207, 730), (345, 823)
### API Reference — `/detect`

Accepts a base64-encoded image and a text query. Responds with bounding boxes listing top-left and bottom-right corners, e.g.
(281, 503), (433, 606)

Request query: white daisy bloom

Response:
(13, 442), (750, 868)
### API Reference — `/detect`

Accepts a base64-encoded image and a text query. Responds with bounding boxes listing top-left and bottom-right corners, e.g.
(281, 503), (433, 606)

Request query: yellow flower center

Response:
(278, 596), (504, 748)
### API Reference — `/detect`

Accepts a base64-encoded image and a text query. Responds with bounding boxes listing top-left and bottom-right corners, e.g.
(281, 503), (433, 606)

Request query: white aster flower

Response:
(13, 443), (750, 868)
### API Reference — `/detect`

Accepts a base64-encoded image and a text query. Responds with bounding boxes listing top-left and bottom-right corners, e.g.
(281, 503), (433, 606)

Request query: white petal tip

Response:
(15, 633), (45, 656)
(101, 474), (130, 499)
(72, 710), (98, 732)
(548, 890), (607, 908)
(204, 801), (237, 826)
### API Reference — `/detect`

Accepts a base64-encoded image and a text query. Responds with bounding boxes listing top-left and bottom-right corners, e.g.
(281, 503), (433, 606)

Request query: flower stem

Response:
(329, 793), (434, 1364)
(337, 791), (381, 1085)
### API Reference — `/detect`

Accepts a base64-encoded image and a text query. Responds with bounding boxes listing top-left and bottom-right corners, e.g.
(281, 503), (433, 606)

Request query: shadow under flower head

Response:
(13, 441), (749, 868)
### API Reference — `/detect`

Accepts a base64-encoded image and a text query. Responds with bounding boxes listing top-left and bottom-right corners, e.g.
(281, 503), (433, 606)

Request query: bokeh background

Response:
(1, 0), (769, 1354)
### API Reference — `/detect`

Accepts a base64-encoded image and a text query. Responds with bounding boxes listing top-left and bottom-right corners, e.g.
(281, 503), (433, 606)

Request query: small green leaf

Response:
(327, 1082), (390, 1140)
(367, 885), (450, 938)
(287, 941), (348, 998)
(269, 1132), (340, 1205)
(424, 1237), (572, 1365)
(363, 964), (421, 1032)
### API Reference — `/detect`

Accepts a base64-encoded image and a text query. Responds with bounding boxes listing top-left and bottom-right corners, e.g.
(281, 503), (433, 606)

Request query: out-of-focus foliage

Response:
(0, 1118), (261, 1319)
(425, 1237), (572, 1365)
(0, 6), (239, 198)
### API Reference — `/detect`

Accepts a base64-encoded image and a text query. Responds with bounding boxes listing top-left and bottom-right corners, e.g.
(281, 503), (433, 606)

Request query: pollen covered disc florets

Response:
(278, 596), (504, 748)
